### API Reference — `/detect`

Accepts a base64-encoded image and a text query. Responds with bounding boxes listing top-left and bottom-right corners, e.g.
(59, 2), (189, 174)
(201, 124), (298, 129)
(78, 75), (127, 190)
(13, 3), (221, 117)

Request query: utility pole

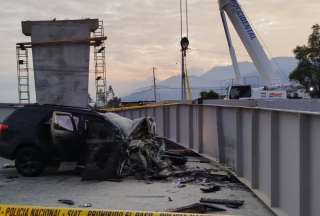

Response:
(153, 67), (157, 103)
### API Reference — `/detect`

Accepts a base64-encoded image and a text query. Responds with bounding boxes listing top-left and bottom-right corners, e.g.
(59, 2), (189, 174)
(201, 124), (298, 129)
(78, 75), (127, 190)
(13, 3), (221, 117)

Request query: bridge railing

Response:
(114, 103), (320, 216)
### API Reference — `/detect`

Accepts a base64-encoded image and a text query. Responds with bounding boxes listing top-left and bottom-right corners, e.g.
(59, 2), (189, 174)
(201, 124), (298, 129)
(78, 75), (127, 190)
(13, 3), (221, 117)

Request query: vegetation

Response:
(200, 90), (219, 100)
(290, 24), (320, 98)
(106, 85), (121, 108)
(107, 97), (121, 108)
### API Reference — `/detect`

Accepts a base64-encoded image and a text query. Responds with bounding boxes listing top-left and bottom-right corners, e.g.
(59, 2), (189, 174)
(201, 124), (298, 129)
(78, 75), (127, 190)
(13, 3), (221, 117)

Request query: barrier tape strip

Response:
(0, 205), (234, 216)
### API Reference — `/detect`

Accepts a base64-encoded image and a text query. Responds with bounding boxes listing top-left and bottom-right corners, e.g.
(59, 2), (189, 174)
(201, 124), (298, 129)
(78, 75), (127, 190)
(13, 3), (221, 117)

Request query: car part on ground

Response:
(168, 202), (226, 213)
(200, 184), (221, 193)
(58, 199), (75, 206)
(200, 198), (245, 209)
(78, 203), (92, 208)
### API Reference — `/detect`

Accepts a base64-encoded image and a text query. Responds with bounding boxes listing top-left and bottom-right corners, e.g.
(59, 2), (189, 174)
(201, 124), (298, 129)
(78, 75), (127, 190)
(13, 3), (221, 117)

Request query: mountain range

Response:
(122, 57), (298, 102)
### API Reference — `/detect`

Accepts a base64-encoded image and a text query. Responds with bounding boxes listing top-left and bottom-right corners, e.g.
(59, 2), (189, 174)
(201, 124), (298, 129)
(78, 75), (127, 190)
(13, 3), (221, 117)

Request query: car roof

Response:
(22, 104), (100, 116)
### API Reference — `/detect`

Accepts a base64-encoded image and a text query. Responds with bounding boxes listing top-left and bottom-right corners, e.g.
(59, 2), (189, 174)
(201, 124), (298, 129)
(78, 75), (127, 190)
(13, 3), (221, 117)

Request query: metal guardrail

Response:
(113, 103), (320, 216)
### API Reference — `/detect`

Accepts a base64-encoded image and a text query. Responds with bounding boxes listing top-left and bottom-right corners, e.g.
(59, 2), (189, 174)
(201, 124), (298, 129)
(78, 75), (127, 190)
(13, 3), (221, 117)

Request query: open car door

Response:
(50, 111), (80, 161)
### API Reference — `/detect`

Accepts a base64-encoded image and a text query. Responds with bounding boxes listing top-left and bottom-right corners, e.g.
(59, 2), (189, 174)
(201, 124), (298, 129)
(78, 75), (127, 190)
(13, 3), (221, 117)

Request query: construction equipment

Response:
(219, 0), (293, 99)
(16, 45), (31, 104)
(93, 20), (107, 107)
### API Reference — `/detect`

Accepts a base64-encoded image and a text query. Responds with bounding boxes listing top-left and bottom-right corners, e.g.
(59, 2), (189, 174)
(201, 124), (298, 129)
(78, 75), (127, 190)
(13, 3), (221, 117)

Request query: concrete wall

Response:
(115, 103), (320, 216)
(22, 19), (98, 107)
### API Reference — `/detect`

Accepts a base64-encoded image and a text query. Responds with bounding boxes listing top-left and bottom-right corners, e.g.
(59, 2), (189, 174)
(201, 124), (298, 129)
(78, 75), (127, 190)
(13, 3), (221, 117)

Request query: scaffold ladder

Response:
(93, 20), (107, 107)
(16, 45), (30, 104)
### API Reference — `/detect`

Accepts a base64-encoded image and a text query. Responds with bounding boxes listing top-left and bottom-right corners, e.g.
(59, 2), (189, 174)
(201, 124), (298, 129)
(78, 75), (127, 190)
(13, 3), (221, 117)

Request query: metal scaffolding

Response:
(16, 38), (107, 105)
(16, 45), (30, 104)
(16, 20), (107, 106)
(93, 20), (107, 107)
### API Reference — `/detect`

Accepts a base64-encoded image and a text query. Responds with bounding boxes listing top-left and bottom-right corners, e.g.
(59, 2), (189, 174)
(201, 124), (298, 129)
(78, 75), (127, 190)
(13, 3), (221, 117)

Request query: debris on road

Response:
(161, 152), (187, 166)
(58, 199), (75, 206)
(200, 184), (221, 193)
(6, 175), (18, 179)
(168, 203), (226, 213)
(175, 182), (186, 188)
(177, 176), (195, 184)
(200, 198), (245, 209)
(78, 203), (93, 208)
(59, 113), (237, 186)
(126, 195), (166, 198)
(168, 197), (173, 202)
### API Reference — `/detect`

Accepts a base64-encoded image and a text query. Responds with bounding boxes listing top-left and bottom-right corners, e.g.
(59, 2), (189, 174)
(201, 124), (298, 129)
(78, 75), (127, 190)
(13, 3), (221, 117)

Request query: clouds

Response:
(0, 0), (320, 102)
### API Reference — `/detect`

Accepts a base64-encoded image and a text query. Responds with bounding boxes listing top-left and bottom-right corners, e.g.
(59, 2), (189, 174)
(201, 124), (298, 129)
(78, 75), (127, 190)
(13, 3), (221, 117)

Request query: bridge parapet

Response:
(113, 103), (320, 216)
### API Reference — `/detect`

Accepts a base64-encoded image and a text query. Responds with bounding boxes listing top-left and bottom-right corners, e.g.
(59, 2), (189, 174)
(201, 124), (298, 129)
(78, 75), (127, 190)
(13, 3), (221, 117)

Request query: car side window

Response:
(53, 113), (75, 132)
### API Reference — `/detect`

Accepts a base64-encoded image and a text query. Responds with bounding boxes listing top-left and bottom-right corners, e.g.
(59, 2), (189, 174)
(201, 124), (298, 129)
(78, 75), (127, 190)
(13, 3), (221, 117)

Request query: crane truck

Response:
(219, 0), (309, 99)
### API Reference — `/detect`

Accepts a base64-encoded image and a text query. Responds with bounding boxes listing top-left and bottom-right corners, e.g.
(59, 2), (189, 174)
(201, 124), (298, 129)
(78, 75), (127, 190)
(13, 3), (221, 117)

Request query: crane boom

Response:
(219, 0), (278, 86)
(220, 10), (243, 85)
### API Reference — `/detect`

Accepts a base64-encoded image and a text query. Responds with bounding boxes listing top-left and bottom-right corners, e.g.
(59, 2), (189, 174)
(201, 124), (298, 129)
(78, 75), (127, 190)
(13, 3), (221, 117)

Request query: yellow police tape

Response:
(0, 205), (232, 216)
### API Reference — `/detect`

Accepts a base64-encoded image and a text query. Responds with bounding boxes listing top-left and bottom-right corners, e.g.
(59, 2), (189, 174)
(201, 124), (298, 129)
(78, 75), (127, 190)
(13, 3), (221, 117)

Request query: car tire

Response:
(15, 147), (45, 177)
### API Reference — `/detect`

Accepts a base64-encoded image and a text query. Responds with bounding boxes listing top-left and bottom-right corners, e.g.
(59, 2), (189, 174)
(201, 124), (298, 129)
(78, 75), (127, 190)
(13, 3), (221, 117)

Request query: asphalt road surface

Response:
(0, 157), (274, 216)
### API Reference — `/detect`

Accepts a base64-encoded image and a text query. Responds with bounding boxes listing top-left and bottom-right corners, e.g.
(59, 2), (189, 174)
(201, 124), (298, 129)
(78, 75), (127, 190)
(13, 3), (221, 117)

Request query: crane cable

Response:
(180, 0), (192, 100)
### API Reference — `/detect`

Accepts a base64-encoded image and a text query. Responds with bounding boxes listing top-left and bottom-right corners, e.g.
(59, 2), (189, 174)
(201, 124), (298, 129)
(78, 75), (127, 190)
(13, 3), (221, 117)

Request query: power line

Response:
(186, 0), (189, 38)
(180, 0), (183, 39)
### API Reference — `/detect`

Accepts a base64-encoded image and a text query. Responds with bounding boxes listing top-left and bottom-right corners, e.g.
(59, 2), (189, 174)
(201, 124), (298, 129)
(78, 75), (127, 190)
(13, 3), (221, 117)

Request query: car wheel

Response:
(15, 147), (45, 177)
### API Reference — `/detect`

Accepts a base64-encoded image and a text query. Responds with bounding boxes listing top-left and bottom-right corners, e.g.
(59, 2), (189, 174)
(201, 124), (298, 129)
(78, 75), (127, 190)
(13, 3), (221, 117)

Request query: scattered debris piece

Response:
(168, 203), (226, 213)
(168, 197), (173, 202)
(162, 152), (187, 166)
(200, 198), (244, 209)
(79, 203), (92, 208)
(187, 159), (211, 164)
(177, 176), (195, 184)
(58, 199), (75, 206)
(200, 185), (221, 193)
(165, 149), (198, 157)
(144, 179), (153, 184)
(176, 182), (186, 188)
(127, 195), (166, 198)
(6, 176), (18, 179)
(104, 178), (122, 182)
(2, 163), (15, 169)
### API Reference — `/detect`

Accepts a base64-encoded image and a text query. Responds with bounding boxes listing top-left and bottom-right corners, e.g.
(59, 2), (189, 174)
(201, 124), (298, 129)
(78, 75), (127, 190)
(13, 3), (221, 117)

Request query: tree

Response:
(290, 24), (320, 98)
(200, 90), (219, 100)
(107, 97), (121, 108)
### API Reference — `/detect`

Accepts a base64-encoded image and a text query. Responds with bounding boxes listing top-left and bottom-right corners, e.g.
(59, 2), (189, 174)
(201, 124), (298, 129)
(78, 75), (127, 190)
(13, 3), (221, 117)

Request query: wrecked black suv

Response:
(0, 104), (126, 177)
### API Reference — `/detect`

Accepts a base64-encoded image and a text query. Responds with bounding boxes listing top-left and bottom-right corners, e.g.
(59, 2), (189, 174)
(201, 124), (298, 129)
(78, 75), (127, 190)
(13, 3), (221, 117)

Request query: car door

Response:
(82, 117), (124, 180)
(50, 111), (80, 161)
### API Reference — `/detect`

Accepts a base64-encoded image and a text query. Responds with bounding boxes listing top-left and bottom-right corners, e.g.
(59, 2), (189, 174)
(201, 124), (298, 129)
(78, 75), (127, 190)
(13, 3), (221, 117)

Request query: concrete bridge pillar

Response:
(22, 19), (99, 107)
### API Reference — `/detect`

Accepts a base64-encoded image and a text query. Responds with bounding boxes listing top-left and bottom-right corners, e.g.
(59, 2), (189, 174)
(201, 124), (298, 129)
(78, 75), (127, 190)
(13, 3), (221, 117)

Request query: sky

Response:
(0, 0), (320, 103)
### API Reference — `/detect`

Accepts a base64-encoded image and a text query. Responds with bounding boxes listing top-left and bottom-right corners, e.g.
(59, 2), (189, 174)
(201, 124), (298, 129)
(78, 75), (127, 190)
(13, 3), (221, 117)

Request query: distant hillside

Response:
(122, 57), (298, 102)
